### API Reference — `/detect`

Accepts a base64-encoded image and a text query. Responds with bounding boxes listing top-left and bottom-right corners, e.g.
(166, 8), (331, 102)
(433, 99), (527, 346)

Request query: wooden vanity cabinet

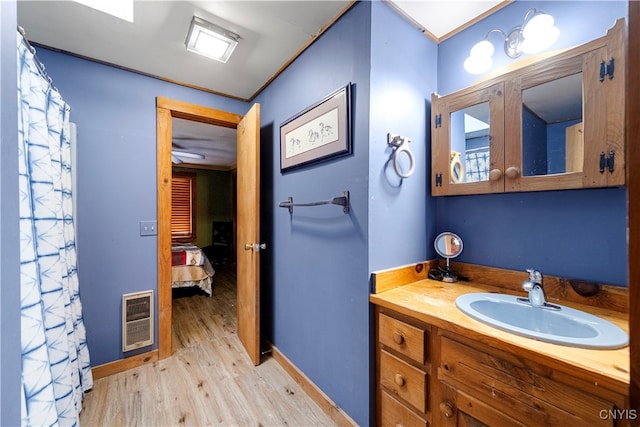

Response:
(375, 307), (630, 427)
(431, 18), (625, 196)
(376, 310), (432, 426)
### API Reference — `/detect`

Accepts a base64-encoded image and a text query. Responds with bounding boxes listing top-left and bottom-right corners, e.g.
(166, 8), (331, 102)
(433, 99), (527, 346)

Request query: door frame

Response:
(156, 97), (243, 359)
(628, 0), (640, 410)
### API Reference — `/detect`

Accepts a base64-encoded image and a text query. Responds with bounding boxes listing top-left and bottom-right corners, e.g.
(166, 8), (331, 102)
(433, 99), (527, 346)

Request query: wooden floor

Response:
(80, 265), (337, 426)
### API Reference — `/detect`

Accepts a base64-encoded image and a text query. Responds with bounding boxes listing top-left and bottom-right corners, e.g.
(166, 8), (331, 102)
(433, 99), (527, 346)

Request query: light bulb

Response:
(522, 12), (554, 40)
(464, 54), (492, 74)
(522, 25), (560, 54)
(470, 40), (494, 58)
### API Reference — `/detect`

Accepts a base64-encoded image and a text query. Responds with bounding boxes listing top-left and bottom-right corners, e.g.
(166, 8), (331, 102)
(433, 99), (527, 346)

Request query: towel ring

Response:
(450, 151), (464, 184)
(388, 134), (415, 179)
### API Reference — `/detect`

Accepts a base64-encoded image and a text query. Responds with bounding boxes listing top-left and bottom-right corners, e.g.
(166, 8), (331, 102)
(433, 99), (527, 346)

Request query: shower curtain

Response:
(17, 30), (93, 426)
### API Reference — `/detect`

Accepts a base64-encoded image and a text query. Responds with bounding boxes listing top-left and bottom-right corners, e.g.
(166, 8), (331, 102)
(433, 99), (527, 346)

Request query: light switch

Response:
(140, 221), (157, 236)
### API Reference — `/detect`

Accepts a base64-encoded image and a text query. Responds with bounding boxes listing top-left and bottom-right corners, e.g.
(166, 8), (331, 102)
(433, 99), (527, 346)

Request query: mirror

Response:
(521, 73), (583, 176)
(434, 232), (463, 283)
(450, 102), (490, 184)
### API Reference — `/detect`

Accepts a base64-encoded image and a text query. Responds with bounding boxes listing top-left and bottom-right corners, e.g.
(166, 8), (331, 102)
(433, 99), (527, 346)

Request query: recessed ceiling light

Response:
(185, 16), (239, 63)
(72, 0), (133, 22)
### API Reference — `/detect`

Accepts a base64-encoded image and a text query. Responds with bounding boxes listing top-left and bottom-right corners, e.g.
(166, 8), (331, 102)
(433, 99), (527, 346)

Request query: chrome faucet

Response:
(522, 269), (546, 307)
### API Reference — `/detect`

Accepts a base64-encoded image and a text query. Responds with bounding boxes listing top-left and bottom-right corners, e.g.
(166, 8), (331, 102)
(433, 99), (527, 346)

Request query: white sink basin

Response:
(455, 293), (628, 349)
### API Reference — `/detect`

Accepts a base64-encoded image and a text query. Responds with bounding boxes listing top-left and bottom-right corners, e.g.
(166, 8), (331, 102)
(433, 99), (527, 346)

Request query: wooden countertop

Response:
(370, 278), (630, 395)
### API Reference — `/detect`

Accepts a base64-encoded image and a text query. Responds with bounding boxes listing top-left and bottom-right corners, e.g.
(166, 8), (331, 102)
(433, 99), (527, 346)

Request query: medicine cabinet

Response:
(431, 18), (625, 196)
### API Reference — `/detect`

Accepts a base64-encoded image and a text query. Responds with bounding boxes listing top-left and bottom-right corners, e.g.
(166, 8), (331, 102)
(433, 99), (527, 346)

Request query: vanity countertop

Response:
(370, 277), (629, 394)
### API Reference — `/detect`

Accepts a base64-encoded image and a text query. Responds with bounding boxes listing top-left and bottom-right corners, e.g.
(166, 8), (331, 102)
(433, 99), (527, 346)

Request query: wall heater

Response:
(122, 291), (154, 352)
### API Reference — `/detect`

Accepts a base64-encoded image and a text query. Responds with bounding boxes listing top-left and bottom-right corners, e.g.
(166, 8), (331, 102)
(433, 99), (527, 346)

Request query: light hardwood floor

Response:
(80, 265), (337, 426)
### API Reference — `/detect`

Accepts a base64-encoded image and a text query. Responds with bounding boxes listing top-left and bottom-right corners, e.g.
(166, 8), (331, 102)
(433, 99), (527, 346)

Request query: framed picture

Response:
(280, 84), (351, 172)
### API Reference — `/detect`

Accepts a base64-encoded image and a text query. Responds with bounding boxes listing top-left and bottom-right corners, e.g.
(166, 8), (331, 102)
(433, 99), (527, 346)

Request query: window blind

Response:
(171, 173), (195, 238)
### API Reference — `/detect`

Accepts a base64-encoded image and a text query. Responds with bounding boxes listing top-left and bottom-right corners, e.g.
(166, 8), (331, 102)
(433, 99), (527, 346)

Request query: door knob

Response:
(244, 243), (266, 252)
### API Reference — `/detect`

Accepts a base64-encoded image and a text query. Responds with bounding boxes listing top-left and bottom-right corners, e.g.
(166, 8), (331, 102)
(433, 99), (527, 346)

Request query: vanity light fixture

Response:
(185, 16), (239, 63)
(464, 8), (560, 74)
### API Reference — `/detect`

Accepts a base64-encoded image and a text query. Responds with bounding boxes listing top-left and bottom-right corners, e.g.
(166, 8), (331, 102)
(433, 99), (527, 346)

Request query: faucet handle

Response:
(522, 280), (534, 292)
(526, 268), (543, 283)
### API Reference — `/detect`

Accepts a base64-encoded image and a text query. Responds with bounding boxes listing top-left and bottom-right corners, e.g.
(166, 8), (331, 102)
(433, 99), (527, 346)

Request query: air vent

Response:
(122, 291), (154, 352)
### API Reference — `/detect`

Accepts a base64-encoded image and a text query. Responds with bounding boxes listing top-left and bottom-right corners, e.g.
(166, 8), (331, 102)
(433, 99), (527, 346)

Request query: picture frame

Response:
(280, 84), (351, 172)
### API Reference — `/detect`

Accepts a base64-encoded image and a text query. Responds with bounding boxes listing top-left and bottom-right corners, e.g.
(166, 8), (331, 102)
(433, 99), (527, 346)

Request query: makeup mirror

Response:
(434, 232), (463, 283)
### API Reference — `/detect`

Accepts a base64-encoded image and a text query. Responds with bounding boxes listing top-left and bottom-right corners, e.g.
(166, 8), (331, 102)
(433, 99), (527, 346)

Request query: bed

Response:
(171, 243), (215, 296)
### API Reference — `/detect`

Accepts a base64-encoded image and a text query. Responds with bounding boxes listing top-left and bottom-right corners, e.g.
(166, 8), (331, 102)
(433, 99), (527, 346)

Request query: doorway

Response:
(156, 97), (261, 364)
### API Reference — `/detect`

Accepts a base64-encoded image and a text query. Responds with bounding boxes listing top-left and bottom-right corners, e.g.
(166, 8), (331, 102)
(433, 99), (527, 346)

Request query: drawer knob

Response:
(394, 373), (405, 387)
(392, 331), (405, 345)
(439, 401), (454, 418)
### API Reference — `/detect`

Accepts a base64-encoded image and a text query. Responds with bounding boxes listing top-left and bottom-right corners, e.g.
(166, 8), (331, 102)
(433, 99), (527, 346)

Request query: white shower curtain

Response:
(17, 30), (93, 426)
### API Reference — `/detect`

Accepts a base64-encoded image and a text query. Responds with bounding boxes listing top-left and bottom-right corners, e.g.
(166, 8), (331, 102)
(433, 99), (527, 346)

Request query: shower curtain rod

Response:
(17, 26), (56, 90)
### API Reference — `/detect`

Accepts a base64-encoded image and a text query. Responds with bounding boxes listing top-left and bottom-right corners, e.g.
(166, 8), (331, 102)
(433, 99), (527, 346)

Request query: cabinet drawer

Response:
(381, 350), (427, 413)
(439, 336), (615, 426)
(379, 313), (426, 364)
(381, 390), (428, 427)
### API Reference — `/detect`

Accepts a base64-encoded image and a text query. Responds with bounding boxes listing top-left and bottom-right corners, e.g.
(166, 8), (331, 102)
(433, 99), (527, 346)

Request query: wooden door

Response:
(236, 103), (261, 365)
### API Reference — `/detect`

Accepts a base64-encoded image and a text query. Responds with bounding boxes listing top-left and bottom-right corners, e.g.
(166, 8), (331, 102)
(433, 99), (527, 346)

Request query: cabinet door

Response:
(432, 83), (505, 196)
(504, 51), (596, 191)
(504, 20), (625, 192)
(431, 18), (624, 196)
(438, 382), (524, 427)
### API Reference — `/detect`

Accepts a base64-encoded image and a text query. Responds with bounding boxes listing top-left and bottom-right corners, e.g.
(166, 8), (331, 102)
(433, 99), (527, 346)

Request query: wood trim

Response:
(628, 0), (639, 413)
(157, 97), (243, 360)
(91, 350), (158, 380)
(382, 0), (513, 44)
(271, 346), (358, 427)
(31, 42), (249, 101)
(371, 261), (436, 294)
(372, 261), (628, 314)
(34, 4), (356, 103)
(454, 262), (628, 313)
(247, 1), (357, 100)
(156, 96), (243, 126)
(438, 1), (514, 43)
(157, 106), (173, 359)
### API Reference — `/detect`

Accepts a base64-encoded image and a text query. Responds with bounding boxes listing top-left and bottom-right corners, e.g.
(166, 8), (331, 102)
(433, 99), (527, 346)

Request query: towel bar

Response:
(278, 191), (349, 214)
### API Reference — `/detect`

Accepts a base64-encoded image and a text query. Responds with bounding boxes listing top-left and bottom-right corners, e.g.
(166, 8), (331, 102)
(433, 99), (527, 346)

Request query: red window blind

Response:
(171, 173), (196, 239)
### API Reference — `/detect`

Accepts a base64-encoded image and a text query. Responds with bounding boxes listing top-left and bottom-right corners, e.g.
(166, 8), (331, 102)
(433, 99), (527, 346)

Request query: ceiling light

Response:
(185, 16), (239, 63)
(464, 9), (560, 74)
(72, 0), (133, 22)
(172, 150), (205, 160)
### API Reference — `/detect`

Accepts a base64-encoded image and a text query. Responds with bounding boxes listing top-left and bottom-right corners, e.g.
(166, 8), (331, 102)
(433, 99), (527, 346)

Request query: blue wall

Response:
(33, 49), (249, 366)
(1, 1), (22, 424)
(2, 1), (631, 425)
(369, 2), (438, 270)
(20, 3), (435, 424)
(256, 2), (435, 424)
(438, 1), (628, 94)
(256, 3), (372, 424)
(435, 1), (628, 286)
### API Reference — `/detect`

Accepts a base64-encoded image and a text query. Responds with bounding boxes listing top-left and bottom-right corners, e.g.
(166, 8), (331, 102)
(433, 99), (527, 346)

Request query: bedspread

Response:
(171, 243), (215, 296)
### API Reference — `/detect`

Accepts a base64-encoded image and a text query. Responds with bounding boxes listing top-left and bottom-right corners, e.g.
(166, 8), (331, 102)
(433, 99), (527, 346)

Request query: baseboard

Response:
(270, 345), (357, 427)
(91, 349), (158, 380)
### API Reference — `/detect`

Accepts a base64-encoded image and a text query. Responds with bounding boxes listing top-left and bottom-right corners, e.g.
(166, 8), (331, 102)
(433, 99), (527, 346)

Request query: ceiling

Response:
(17, 0), (508, 168)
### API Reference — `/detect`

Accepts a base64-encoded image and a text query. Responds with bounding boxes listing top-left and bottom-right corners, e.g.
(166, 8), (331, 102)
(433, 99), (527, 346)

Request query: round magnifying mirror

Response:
(434, 232), (463, 283)
(435, 232), (463, 259)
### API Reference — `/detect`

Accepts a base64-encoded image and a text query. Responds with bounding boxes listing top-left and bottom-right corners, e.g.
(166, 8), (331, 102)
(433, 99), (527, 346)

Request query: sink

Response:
(455, 293), (628, 349)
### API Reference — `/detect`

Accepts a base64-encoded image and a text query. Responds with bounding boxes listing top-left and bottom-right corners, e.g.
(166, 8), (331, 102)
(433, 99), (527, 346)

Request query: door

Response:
(156, 97), (261, 364)
(236, 103), (261, 365)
